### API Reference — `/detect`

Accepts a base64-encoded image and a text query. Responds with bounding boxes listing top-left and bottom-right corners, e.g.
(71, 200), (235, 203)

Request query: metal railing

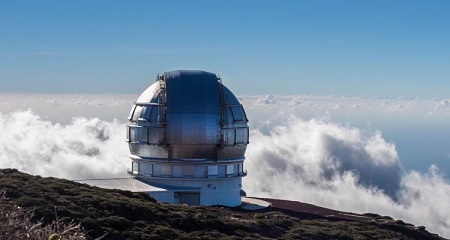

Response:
(128, 169), (247, 179)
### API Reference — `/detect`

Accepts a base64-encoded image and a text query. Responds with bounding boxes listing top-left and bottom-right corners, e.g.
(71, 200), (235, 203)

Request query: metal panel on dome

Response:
(165, 70), (220, 114)
(167, 114), (219, 145)
(164, 71), (221, 157)
(221, 84), (242, 105)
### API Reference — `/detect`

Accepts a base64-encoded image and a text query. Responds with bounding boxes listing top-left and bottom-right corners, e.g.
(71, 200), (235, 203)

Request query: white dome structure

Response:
(127, 70), (249, 206)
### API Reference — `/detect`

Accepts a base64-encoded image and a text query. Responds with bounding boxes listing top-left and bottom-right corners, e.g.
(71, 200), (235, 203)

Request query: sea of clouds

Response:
(0, 110), (129, 179)
(245, 116), (450, 237)
(0, 94), (449, 237)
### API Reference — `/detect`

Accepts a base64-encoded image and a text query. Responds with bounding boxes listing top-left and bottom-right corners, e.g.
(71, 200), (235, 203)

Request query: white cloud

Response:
(239, 95), (448, 117)
(256, 94), (277, 105)
(244, 116), (450, 238)
(428, 99), (450, 115)
(440, 100), (450, 107)
(0, 110), (129, 179)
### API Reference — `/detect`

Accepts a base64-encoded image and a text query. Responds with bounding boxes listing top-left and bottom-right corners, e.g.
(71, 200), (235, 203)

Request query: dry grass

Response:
(0, 190), (97, 240)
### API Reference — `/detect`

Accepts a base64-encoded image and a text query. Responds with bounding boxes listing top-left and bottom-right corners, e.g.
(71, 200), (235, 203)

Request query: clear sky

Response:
(1, 0), (449, 97)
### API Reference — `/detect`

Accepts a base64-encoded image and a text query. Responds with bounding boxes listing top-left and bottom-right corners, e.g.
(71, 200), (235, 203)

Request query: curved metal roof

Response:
(127, 70), (249, 162)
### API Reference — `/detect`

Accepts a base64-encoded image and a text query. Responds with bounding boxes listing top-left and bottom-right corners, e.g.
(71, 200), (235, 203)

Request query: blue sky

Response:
(1, 0), (449, 97)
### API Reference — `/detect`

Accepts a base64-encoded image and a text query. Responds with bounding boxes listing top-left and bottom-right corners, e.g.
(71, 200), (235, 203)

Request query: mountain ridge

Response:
(0, 168), (444, 240)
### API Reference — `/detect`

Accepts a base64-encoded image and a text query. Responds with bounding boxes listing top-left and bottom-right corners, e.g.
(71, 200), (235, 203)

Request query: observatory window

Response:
(239, 163), (243, 174)
(172, 165), (182, 178)
(126, 127), (130, 142)
(129, 127), (137, 142)
(128, 105), (136, 120)
(148, 127), (164, 144)
(208, 166), (218, 177)
(152, 164), (161, 176)
(129, 127), (148, 143)
(235, 127), (249, 144)
(153, 164), (171, 177)
(149, 106), (159, 123)
(132, 106), (144, 121)
(195, 166), (207, 178)
(182, 165), (195, 177)
(138, 128), (148, 143)
(128, 143), (138, 155)
(140, 105), (151, 121)
(140, 163), (153, 177)
(231, 106), (246, 122)
(222, 128), (235, 146)
(224, 107), (234, 124)
(161, 165), (172, 176)
(226, 164), (235, 176)
(218, 165), (226, 177)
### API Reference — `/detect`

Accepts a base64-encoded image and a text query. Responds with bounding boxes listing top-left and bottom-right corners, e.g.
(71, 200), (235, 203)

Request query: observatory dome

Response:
(127, 70), (249, 162)
(127, 70), (249, 206)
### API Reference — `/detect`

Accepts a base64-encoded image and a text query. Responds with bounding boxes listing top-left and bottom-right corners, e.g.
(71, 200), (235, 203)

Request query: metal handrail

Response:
(129, 170), (247, 179)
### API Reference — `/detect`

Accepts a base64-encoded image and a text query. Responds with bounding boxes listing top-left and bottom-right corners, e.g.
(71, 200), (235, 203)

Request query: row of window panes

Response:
(132, 163), (244, 178)
(129, 105), (247, 124)
(127, 126), (164, 144)
(222, 127), (249, 145)
(127, 126), (248, 146)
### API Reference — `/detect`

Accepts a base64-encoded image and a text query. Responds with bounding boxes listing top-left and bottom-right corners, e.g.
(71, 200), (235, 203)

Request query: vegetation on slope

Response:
(1, 190), (91, 239)
(0, 169), (444, 240)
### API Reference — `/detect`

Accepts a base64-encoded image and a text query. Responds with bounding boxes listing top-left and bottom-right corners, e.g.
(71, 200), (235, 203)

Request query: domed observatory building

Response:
(127, 70), (249, 206)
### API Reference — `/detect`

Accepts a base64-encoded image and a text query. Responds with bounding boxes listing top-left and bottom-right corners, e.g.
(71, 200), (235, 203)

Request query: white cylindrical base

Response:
(139, 177), (243, 207)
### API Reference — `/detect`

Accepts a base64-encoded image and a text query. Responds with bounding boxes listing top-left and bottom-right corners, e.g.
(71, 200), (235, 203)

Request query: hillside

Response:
(0, 169), (444, 240)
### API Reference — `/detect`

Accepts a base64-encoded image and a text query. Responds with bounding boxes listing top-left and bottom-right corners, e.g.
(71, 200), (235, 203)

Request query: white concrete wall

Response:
(200, 189), (241, 206)
(147, 191), (175, 204)
(140, 176), (243, 207)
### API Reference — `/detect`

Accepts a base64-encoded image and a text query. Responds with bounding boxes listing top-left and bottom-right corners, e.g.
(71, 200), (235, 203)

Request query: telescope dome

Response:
(127, 70), (249, 162)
